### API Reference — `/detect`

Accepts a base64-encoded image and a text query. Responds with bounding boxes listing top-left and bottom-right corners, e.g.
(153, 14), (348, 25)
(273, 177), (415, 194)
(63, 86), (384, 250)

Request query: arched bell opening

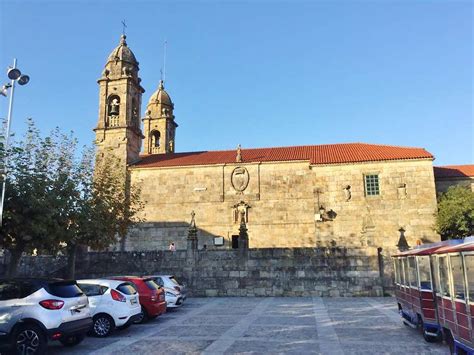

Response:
(107, 95), (120, 127)
(150, 130), (160, 153)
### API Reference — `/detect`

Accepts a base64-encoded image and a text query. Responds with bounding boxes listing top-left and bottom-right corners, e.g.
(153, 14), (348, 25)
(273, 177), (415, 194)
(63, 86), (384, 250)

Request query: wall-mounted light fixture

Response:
(315, 205), (336, 222)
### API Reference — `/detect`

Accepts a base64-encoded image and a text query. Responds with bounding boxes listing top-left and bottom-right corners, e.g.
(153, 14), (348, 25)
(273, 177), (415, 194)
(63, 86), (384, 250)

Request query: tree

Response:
(63, 154), (144, 278)
(0, 119), (59, 276)
(436, 186), (474, 240)
(0, 119), (145, 278)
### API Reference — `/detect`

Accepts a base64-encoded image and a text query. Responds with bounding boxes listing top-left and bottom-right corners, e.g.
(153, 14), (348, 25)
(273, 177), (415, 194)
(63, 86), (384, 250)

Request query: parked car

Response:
(145, 275), (187, 309)
(0, 278), (92, 354)
(77, 279), (141, 337)
(109, 276), (166, 323)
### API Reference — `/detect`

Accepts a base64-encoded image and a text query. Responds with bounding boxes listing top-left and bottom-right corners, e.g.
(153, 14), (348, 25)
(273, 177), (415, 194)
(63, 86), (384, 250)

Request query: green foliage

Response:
(1, 119), (57, 255)
(436, 185), (474, 239)
(0, 119), (144, 276)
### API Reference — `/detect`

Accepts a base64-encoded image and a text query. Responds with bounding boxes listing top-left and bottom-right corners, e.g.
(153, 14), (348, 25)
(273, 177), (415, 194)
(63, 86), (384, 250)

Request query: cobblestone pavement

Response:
(49, 297), (449, 354)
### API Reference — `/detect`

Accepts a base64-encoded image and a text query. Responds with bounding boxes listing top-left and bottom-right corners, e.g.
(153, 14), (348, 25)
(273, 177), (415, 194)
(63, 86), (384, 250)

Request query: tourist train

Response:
(393, 236), (474, 354)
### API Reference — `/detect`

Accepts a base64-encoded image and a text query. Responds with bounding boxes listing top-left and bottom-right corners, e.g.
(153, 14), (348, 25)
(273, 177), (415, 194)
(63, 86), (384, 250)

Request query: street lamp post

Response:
(0, 58), (30, 226)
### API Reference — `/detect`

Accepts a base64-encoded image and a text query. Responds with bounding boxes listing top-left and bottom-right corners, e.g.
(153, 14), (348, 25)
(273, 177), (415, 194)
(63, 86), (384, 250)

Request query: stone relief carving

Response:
(397, 183), (407, 199)
(231, 167), (249, 193)
(232, 201), (251, 224)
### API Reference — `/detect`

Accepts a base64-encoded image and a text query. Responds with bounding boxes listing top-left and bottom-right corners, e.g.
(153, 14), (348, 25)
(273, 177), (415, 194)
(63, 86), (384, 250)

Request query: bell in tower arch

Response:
(109, 98), (120, 115)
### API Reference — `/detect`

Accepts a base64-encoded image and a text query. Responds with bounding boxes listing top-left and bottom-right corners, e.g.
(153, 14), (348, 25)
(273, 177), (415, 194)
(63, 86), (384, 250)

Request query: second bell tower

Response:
(143, 80), (178, 155)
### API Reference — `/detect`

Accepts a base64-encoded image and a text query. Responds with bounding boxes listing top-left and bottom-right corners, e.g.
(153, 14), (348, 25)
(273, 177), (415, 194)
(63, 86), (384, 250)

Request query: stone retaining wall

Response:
(0, 247), (394, 297)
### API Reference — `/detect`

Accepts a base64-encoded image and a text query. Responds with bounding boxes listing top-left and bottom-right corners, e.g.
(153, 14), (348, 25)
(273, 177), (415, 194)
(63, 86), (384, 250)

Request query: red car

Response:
(110, 276), (166, 323)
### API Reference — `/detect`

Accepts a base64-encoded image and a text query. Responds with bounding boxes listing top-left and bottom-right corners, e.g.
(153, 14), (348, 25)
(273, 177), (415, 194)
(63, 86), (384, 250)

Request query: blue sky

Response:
(0, 0), (472, 166)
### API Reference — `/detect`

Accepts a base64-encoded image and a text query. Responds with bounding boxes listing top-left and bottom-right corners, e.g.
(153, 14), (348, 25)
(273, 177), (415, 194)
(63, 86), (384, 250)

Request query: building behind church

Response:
(93, 35), (471, 252)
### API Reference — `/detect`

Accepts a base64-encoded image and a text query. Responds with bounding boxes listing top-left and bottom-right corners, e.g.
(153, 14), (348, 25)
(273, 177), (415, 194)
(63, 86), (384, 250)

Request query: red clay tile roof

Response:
(434, 165), (474, 178)
(133, 143), (433, 168)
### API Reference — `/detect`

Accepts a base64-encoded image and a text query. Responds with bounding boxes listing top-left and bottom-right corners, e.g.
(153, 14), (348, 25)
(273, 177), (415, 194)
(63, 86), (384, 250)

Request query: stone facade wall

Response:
(311, 159), (439, 249)
(435, 177), (474, 195)
(124, 158), (439, 251)
(0, 247), (392, 297)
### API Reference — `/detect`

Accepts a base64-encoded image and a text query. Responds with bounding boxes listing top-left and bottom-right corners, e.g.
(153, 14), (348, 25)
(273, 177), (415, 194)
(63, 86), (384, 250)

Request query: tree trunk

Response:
(119, 233), (126, 252)
(7, 248), (23, 277)
(66, 244), (77, 279)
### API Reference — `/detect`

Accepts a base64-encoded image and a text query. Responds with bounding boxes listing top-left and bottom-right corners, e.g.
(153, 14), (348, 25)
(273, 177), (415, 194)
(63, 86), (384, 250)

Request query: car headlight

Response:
(165, 292), (176, 298)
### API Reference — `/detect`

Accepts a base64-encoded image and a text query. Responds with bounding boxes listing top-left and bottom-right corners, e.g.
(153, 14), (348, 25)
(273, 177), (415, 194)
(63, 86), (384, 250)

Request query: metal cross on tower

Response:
(121, 20), (127, 36)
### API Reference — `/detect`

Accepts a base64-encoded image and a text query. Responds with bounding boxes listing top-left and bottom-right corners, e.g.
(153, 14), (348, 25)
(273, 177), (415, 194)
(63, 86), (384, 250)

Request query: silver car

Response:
(0, 278), (92, 354)
(146, 275), (187, 308)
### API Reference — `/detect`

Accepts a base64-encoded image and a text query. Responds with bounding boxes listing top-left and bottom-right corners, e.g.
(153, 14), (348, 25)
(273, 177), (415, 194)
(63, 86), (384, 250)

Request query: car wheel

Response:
(59, 333), (85, 347)
(13, 323), (47, 355)
(92, 314), (115, 337)
(134, 306), (149, 324)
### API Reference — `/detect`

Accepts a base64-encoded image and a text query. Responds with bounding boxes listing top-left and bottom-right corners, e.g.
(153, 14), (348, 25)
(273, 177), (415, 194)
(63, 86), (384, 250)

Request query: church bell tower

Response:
(94, 34), (145, 165)
(143, 80), (178, 154)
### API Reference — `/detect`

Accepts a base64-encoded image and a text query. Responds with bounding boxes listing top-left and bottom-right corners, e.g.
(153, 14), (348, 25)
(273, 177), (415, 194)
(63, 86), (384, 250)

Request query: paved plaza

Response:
(49, 297), (448, 354)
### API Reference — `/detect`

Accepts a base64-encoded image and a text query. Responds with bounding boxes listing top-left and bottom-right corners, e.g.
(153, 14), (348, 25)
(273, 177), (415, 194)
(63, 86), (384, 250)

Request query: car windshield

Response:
(47, 281), (84, 298)
(117, 283), (137, 295)
(78, 283), (103, 296)
(144, 279), (160, 291)
(169, 276), (180, 286)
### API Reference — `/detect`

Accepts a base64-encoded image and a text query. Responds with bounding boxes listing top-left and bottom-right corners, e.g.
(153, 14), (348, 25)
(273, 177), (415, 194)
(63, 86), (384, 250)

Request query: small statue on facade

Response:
(343, 185), (351, 201)
(190, 210), (196, 228)
(236, 144), (242, 163)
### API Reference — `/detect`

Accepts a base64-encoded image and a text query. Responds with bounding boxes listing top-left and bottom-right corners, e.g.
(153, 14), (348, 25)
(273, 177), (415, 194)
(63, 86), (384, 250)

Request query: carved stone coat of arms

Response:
(231, 167), (250, 192)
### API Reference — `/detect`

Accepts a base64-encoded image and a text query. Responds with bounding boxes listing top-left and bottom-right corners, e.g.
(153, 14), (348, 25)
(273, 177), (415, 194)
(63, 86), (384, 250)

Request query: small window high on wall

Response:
(364, 174), (380, 196)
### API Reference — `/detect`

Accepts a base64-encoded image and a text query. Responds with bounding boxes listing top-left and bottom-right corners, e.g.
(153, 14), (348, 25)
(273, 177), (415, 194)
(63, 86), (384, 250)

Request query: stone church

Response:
(94, 35), (441, 251)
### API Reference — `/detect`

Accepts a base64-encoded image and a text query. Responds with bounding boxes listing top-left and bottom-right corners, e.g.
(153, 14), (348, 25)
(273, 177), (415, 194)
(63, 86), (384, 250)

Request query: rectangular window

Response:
(439, 256), (451, 297)
(403, 258), (409, 286)
(394, 259), (400, 284)
(364, 174), (380, 196)
(451, 255), (465, 300)
(399, 259), (405, 286)
(433, 256), (441, 294)
(418, 256), (432, 290)
(465, 255), (474, 301)
(408, 257), (418, 288)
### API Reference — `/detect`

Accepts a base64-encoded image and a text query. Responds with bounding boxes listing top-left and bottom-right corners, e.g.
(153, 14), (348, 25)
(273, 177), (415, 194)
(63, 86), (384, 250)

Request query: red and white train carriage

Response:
(393, 237), (474, 354)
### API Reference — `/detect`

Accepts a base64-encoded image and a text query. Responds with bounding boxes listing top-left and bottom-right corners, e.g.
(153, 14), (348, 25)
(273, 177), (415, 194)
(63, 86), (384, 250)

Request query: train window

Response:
(393, 260), (397, 284)
(402, 258), (409, 286)
(465, 255), (474, 301)
(451, 255), (465, 300)
(439, 256), (451, 297)
(408, 257), (418, 288)
(398, 259), (405, 285)
(394, 259), (400, 284)
(433, 256), (441, 294)
(418, 256), (432, 290)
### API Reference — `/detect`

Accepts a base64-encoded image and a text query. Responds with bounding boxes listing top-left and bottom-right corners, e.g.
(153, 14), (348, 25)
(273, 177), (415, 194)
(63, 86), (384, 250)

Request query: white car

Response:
(146, 275), (187, 308)
(0, 278), (92, 354)
(77, 279), (141, 337)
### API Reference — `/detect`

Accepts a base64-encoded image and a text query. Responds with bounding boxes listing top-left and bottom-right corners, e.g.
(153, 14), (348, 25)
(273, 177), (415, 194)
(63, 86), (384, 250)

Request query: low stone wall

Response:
(0, 247), (394, 297)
